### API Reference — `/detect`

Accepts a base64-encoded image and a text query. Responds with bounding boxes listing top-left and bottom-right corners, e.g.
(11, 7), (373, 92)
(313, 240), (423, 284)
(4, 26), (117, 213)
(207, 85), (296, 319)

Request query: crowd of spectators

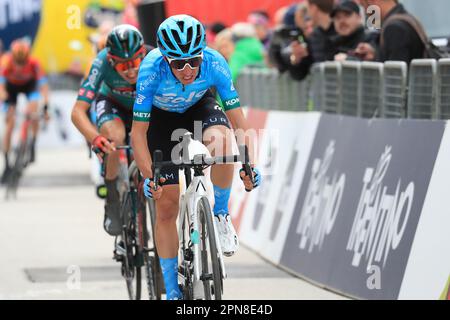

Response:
(206, 0), (432, 82)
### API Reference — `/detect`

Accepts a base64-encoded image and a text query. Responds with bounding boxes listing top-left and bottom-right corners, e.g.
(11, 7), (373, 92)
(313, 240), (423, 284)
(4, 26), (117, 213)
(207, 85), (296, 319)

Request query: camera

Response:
(272, 26), (305, 44)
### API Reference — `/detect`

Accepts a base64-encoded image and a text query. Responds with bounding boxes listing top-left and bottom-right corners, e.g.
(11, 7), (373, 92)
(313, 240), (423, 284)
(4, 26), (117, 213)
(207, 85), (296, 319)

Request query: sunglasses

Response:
(166, 53), (203, 71)
(109, 47), (145, 73)
(113, 57), (142, 73)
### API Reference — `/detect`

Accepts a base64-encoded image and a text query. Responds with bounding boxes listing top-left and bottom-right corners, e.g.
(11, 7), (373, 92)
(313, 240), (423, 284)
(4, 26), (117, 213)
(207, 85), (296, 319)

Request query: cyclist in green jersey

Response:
(71, 24), (151, 236)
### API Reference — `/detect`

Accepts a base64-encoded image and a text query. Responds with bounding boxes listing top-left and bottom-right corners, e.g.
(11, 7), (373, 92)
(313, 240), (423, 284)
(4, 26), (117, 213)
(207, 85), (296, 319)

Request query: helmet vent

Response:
(176, 20), (185, 31)
(162, 29), (176, 51)
(193, 25), (202, 48)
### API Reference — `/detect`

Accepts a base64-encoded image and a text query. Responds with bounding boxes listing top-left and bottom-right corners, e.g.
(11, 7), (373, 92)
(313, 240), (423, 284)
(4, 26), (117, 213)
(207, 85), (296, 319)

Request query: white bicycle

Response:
(151, 132), (253, 300)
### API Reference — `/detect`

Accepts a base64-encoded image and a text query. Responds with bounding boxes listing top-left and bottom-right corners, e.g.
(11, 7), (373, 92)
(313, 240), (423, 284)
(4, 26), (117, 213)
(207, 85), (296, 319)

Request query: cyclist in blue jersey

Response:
(131, 15), (261, 300)
(71, 25), (150, 236)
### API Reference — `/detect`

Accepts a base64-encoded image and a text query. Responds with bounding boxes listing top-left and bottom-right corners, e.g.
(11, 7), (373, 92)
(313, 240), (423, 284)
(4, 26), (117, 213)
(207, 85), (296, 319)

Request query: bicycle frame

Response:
(177, 169), (227, 284)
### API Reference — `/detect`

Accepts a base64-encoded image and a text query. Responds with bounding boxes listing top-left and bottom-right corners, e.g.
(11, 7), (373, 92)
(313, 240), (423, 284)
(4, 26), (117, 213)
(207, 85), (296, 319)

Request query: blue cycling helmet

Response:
(156, 14), (206, 59)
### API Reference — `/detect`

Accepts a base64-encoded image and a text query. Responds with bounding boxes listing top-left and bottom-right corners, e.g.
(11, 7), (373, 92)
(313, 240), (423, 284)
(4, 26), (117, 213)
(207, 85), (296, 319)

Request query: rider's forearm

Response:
(71, 100), (99, 143)
(130, 121), (153, 179)
(225, 107), (257, 165)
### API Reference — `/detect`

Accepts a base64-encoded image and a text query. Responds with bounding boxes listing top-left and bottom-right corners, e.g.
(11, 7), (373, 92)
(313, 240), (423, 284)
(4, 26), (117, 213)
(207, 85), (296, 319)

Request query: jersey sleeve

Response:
(76, 52), (106, 104)
(32, 59), (48, 86)
(0, 55), (9, 84)
(133, 52), (160, 122)
(210, 50), (241, 111)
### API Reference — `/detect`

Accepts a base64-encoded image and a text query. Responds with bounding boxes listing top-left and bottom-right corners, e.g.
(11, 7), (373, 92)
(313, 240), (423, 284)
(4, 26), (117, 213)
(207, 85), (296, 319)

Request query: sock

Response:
(160, 257), (181, 299)
(213, 185), (231, 216)
(4, 153), (9, 168)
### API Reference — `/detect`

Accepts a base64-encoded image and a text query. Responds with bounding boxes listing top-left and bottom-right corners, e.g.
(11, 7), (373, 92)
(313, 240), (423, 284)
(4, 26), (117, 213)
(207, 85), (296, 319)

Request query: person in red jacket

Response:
(0, 39), (49, 184)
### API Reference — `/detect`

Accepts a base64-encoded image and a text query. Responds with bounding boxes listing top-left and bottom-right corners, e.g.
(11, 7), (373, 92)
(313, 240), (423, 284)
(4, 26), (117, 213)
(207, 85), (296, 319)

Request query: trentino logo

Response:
(346, 146), (415, 270)
(296, 141), (346, 253)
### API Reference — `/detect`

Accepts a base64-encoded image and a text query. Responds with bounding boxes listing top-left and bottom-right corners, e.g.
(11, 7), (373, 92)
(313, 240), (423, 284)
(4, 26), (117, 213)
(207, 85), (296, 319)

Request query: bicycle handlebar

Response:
(100, 145), (132, 178)
(151, 145), (255, 190)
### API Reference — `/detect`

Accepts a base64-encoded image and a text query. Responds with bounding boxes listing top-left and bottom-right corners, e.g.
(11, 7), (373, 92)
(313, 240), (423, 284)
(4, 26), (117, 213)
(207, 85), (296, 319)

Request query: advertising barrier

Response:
(234, 110), (450, 300)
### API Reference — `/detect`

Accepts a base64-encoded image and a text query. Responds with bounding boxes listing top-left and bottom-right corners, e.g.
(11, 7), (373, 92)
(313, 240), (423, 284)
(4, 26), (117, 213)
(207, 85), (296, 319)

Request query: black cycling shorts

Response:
(5, 80), (39, 106)
(147, 90), (231, 185)
(95, 95), (133, 133)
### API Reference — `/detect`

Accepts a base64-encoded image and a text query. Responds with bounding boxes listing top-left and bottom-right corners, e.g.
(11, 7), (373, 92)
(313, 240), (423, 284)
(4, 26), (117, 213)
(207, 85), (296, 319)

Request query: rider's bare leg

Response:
(99, 119), (126, 180)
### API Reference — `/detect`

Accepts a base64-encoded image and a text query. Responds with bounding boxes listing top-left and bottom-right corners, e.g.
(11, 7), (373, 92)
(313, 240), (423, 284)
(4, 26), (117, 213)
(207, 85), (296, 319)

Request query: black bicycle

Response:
(101, 145), (163, 300)
(4, 113), (41, 200)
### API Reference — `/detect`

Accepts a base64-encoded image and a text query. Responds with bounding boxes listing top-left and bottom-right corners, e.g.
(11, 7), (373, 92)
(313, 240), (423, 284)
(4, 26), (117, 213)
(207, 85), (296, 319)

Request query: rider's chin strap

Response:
(213, 185), (231, 216)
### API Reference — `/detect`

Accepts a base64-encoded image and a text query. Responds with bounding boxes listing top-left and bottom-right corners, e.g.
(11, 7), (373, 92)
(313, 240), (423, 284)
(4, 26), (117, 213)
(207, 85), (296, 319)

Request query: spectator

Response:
(215, 23), (265, 82)
(215, 28), (234, 61)
(302, 0), (337, 62)
(273, 6), (290, 27)
(270, 0), (336, 81)
(247, 10), (272, 51)
(354, 0), (425, 64)
(331, 1), (370, 61)
(206, 22), (227, 49)
(295, 2), (315, 39)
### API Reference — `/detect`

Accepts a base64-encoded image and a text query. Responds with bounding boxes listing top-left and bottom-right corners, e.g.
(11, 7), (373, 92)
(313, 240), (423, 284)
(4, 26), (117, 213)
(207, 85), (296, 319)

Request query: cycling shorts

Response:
(5, 80), (40, 106)
(95, 95), (133, 133)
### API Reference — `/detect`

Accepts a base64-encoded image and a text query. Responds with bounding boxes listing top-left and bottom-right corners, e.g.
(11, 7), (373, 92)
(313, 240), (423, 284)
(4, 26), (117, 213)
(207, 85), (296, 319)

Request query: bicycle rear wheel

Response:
(198, 197), (223, 300)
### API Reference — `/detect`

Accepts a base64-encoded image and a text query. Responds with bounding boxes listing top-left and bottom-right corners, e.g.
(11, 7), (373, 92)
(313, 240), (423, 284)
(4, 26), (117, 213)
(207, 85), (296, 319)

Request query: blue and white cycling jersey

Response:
(133, 47), (240, 122)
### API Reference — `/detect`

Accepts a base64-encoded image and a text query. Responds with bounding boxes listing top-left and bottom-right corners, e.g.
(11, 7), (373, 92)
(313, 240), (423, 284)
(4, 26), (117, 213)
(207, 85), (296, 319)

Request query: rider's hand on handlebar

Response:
(239, 167), (261, 192)
(91, 135), (116, 161)
(144, 177), (166, 200)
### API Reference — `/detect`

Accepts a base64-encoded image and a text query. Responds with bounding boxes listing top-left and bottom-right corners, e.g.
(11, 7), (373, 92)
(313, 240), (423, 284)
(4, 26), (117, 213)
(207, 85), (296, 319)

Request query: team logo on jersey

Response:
(225, 97), (240, 107)
(87, 68), (99, 89)
(86, 90), (95, 100)
(136, 94), (146, 104)
(155, 89), (209, 105)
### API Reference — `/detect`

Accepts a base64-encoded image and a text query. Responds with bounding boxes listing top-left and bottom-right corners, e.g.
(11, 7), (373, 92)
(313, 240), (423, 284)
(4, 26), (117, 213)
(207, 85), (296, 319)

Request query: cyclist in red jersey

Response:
(0, 39), (49, 184)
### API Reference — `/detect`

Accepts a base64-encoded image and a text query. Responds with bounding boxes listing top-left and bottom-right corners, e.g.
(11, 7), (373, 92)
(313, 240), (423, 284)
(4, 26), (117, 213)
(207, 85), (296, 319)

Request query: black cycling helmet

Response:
(106, 24), (144, 59)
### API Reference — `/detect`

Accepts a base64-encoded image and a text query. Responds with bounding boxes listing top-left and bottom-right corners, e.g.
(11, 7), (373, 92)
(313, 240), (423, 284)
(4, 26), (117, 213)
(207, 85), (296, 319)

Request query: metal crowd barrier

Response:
(408, 59), (438, 119)
(437, 58), (450, 119)
(236, 58), (450, 120)
(383, 61), (408, 118)
(341, 61), (361, 117)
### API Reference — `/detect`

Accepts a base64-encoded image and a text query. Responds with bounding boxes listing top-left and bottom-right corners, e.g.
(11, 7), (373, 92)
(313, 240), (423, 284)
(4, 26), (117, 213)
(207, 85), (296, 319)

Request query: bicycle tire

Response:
(144, 198), (163, 300)
(179, 202), (194, 300)
(5, 144), (25, 200)
(198, 197), (223, 300)
(120, 190), (142, 300)
(128, 161), (163, 300)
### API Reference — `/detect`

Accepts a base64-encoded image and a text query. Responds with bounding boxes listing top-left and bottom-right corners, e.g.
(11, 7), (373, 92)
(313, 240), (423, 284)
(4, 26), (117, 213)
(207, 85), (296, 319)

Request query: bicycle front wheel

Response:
(120, 191), (142, 300)
(198, 197), (223, 300)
